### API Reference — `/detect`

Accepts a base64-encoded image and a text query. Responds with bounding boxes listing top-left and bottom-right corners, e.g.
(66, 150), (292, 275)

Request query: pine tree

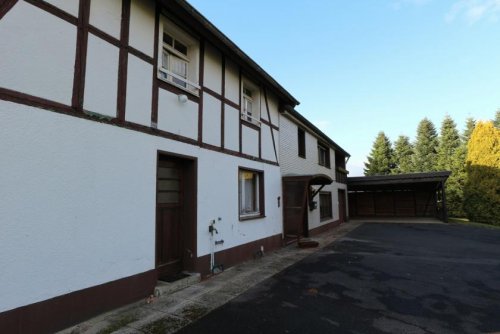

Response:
(392, 135), (413, 174)
(463, 117), (476, 141)
(436, 116), (463, 217)
(447, 118), (476, 217)
(364, 132), (393, 176)
(464, 121), (500, 224)
(412, 118), (439, 172)
(437, 115), (460, 170)
(494, 109), (500, 128)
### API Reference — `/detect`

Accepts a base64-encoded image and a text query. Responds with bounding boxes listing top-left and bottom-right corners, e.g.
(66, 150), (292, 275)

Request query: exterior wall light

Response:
(178, 94), (188, 103)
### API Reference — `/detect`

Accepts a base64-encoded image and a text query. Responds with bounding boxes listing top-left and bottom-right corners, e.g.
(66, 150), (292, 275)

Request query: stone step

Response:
(153, 272), (201, 297)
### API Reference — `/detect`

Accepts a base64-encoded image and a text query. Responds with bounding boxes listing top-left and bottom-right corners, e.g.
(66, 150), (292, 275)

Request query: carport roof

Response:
(347, 171), (451, 191)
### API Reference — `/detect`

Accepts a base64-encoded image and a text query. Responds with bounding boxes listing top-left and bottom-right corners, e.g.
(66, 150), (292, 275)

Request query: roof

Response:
(162, 0), (299, 107)
(283, 109), (350, 157)
(347, 171), (451, 190)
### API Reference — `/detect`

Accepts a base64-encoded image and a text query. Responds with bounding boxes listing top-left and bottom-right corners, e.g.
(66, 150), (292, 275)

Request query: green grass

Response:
(448, 217), (500, 230)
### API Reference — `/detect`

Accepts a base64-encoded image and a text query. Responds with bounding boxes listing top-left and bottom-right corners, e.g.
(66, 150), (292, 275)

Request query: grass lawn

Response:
(448, 217), (500, 230)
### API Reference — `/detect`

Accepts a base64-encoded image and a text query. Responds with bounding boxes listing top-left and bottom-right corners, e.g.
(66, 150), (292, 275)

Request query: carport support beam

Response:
(441, 180), (448, 223)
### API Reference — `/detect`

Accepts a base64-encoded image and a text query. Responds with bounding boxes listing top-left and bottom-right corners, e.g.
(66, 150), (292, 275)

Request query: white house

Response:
(0, 0), (349, 332)
(279, 109), (349, 243)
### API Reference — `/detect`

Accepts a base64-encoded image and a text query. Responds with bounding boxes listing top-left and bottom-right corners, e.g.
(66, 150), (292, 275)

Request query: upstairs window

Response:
(298, 128), (306, 158)
(158, 17), (200, 95)
(241, 80), (260, 126)
(318, 142), (331, 168)
(239, 168), (264, 219)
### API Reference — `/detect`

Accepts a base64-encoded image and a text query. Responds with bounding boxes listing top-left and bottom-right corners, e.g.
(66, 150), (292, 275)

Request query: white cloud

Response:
(446, 0), (500, 23)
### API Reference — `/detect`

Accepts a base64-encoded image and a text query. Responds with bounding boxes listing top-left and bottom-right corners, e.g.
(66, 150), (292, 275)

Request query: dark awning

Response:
(283, 174), (333, 186)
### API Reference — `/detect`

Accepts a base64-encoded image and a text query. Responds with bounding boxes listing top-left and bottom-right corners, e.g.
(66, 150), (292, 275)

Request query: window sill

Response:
(157, 74), (199, 97)
(298, 154), (306, 159)
(239, 213), (265, 221)
(320, 216), (333, 222)
(241, 118), (261, 130)
(318, 164), (331, 169)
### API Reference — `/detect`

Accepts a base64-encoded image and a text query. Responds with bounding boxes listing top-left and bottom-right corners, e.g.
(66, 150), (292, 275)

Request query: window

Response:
(158, 17), (200, 94)
(241, 81), (260, 126)
(298, 128), (306, 158)
(319, 192), (333, 220)
(318, 142), (331, 168)
(239, 168), (264, 219)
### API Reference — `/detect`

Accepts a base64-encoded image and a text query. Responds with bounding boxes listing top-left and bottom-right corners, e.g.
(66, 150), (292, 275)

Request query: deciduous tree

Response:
(464, 121), (500, 224)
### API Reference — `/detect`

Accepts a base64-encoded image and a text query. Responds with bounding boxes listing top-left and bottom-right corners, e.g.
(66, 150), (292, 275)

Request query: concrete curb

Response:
(58, 221), (362, 334)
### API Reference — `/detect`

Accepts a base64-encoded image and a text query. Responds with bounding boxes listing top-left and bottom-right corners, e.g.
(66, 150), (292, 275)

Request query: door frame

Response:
(155, 151), (197, 278)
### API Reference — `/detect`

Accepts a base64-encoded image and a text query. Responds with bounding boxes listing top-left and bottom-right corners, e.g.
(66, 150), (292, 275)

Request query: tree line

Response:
(364, 110), (500, 224)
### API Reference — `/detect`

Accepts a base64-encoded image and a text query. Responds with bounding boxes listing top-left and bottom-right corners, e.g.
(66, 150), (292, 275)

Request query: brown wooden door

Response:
(156, 158), (183, 279)
(338, 189), (346, 223)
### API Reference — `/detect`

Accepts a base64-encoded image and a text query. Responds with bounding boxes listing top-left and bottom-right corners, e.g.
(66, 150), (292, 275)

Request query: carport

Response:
(347, 171), (450, 222)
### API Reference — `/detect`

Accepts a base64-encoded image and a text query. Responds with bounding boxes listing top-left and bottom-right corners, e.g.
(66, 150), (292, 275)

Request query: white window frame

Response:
(239, 169), (264, 219)
(158, 17), (200, 95)
(241, 80), (261, 126)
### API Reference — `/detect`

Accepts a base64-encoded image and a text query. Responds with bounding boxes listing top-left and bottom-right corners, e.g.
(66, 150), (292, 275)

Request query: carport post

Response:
(441, 180), (448, 223)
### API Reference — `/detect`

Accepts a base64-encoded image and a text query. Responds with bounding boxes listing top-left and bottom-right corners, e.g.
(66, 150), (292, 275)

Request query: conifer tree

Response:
(464, 121), (500, 224)
(364, 132), (393, 176)
(463, 117), (476, 141)
(412, 118), (439, 172)
(436, 116), (462, 216)
(392, 135), (413, 174)
(494, 109), (500, 128)
(447, 118), (476, 217)
(437, 115), (460, 170)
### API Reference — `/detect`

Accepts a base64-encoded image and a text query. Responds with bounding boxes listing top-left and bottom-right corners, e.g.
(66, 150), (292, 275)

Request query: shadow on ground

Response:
(177, 223), (500, 334)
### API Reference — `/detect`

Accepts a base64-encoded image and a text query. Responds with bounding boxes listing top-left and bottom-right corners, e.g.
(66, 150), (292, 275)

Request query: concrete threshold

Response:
(58, 221), (362, 334)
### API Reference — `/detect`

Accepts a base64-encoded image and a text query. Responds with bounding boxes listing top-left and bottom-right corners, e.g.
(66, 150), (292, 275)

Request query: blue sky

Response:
(188, 0), (500, 176)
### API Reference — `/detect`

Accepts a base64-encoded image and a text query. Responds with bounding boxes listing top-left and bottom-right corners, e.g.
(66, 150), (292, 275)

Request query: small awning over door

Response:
(282, 174), (333, 241)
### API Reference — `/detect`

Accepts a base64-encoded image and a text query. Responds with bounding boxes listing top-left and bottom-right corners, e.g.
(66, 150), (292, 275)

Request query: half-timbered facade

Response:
(0, 0), (298, 332)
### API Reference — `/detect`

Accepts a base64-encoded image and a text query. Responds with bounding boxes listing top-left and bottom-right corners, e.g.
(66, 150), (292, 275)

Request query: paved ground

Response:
(177, 223), (500, 334)
(59, 221), (362, 334)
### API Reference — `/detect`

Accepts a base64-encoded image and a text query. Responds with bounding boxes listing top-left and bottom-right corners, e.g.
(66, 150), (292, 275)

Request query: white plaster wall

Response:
(267, 92), (280, 127)
(260, 92), (269, 122)
(202, 93), (221, 146)
(43, 0), (79, 17)
(224, 59), (239, 104)
(261, 124), (276, 162)
(125, 55), (153, 126)
(0, 2), (76, 105)
(196, 157), (283, 257)
(242, 126), (259, 157)
(273, 128), (280, 159)
(0, 101), (284, 312)
(224, 104), (239, 152)
(129, 0), (155, 57)
(89, 0), (122, 39)
(0, 102), (156, 313)
(203, 44), (222, 94)
(157, 89), (198, 140)
(84, 34), (119, 118)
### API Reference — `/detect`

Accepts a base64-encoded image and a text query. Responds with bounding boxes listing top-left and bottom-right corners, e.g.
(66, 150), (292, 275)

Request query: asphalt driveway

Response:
(177, 223), (500, 334)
